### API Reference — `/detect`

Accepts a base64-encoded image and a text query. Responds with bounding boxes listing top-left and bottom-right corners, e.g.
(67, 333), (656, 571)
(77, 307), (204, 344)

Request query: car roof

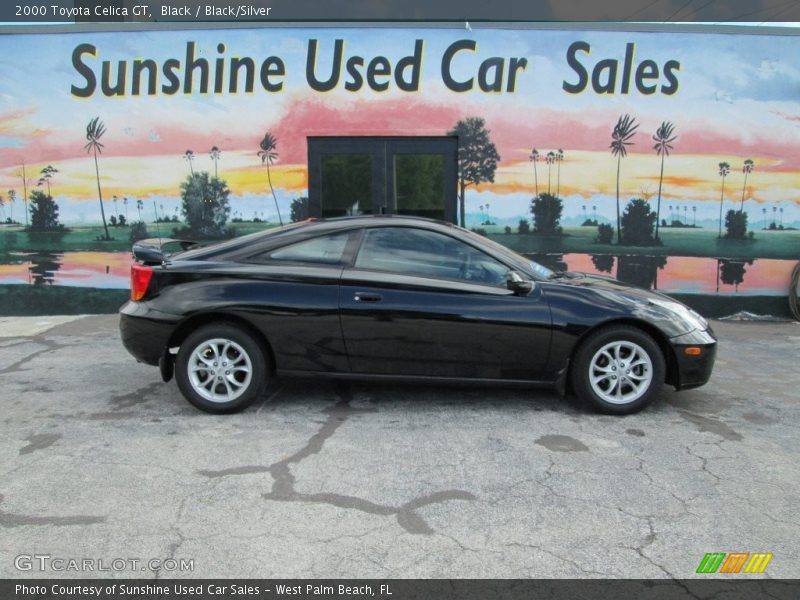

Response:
(303, 214), (456, 231)
(173, 215), (460, 261)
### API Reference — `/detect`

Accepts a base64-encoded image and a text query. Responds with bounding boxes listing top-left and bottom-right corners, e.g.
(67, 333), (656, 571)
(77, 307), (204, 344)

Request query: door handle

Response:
(354, 292), (383, 303)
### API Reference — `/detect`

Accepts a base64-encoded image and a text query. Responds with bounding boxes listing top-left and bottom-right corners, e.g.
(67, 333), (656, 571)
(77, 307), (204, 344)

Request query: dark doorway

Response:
(308, 137), (458, 223)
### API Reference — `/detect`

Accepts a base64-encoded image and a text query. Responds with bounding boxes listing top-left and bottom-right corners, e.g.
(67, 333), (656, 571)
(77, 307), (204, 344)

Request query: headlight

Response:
(649, 298), (708, 331)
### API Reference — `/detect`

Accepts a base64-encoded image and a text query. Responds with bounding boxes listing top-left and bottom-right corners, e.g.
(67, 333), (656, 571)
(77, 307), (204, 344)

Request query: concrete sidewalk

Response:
(0, 315), (798, 578)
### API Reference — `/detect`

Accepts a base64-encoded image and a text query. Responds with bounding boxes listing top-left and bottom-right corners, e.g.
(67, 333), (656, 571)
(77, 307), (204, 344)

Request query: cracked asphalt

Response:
(0, 314), (798, 579)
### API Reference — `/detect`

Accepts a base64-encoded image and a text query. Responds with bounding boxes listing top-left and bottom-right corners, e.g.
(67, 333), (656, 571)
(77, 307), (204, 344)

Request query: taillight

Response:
(130, 264), (153, 301)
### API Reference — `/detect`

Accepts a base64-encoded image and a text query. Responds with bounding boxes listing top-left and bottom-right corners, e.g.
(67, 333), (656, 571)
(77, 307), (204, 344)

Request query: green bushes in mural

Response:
(290, 197), (309, 222)
(596, 223), (614, 244)
(129, 221), (149, 243)
(724, 210), (750, 240)
(621, 198), (659, 246)
(174, 172), (232, 240)
(530, 193), (563, 235)
(28, 190), (64, 232)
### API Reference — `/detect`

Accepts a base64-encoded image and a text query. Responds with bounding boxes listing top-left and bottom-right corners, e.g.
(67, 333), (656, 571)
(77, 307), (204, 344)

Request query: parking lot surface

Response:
(0, 315), (798, 578)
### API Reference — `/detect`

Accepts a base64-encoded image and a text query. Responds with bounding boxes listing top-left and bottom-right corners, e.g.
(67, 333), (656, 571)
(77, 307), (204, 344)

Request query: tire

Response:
(175, 323), (268, 414)
(571, 325), (665, 415)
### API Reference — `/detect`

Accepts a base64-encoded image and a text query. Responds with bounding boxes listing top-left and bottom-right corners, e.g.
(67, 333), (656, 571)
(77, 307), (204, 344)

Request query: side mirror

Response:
(506, 271), (533, 296)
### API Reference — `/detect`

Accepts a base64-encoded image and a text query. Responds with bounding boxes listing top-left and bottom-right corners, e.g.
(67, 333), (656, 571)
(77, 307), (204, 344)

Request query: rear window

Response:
(175, 221), (312, 261)
(250, 232), (351, 265)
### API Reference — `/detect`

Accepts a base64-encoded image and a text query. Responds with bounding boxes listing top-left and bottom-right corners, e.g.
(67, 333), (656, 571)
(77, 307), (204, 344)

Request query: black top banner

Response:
(2, 0), (800, 24)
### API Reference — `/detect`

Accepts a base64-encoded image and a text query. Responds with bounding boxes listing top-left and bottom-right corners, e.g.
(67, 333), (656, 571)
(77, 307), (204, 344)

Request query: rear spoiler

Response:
(132, 238), (200, 265)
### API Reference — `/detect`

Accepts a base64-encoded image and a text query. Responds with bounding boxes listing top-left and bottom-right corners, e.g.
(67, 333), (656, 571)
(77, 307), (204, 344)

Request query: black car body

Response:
(120, 216), (716, 414)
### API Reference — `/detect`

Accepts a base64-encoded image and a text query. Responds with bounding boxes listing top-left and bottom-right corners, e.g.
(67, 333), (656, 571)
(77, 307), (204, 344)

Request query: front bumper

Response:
(119, 301), (179, 366)
(669, 326), (717, 390)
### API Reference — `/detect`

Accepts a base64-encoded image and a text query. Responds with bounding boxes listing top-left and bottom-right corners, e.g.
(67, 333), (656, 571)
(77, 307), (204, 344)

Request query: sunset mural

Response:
(0, 25), (798, 314)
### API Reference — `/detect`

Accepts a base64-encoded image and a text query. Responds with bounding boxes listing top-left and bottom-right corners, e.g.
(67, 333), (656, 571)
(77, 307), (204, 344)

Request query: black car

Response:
(119, 216), (716, 414)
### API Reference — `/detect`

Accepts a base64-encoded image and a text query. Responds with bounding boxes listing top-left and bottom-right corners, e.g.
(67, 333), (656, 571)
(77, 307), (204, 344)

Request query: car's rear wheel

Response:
(571, 325), (665, 414)
(175, 323), (267, 413)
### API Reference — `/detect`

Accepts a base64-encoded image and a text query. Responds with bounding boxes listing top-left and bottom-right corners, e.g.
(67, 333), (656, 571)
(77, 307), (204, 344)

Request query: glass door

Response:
(308, 137), (457, 223)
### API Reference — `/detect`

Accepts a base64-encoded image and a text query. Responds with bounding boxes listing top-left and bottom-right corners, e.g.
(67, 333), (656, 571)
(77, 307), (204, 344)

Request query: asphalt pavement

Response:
(0, 314), (798, 578)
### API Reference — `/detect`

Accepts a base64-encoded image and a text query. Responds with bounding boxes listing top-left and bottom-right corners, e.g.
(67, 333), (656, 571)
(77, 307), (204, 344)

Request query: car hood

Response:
(553, 271), (675, 302)
(544, 271), (705, 337)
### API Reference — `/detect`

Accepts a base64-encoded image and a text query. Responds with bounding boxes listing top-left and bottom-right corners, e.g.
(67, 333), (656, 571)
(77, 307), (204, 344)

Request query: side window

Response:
(250, 232), (350, 265)
(354, 227), (509, 285)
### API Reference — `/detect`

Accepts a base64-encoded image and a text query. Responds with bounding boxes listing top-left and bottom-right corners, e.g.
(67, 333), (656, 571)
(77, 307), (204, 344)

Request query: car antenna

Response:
(152, 200), (162, 245)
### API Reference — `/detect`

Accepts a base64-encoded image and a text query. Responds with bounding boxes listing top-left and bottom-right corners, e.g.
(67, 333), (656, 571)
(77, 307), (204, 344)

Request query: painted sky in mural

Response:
(0, 26), (799, 229)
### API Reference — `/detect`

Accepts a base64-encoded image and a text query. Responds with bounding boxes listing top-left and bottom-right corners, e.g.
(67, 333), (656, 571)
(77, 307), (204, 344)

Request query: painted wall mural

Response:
(0, 25), (798, 315)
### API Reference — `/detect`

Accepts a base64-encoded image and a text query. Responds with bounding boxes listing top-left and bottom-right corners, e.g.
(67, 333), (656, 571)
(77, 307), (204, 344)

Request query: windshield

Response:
(460, 228), (554, 280)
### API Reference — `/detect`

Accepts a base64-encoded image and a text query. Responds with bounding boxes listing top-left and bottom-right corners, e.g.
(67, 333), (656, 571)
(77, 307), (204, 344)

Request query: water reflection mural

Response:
(527, 253), (792, 296)
(0, 252), (132, 288)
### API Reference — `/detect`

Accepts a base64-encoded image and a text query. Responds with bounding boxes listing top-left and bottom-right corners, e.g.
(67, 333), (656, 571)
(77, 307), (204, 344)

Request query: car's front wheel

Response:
(571, 325), (665, 414)
(175, 323), (267, 413)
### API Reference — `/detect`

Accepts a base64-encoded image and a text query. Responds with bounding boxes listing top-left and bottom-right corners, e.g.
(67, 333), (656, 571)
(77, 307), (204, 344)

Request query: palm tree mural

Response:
(183, 149), (195, 175)
(545, 151), (555, 195)
(37, 165), (58, 197)
(123, 196), (129, 220)
(84, 117), (111, 241)
(7, 189), (15, 222)
(529, 148), (540, 197)
(556, 149), (564, 197)
(210, 145), (221, 177)
(19, 161), (29, 226)
(610, 114), (639, 244)
(136, 198), (144, 221)
(740, 159), (754, 212)
(112, 195), (119, 218)
(257, 131), (283, 226)
(717, 161), (730, 238)
(652, 121), (676, 241)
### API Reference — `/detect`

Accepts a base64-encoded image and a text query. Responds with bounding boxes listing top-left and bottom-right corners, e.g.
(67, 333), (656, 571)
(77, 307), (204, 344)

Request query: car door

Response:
(236, 230), (357, 374)
(339, 226), (553, 380)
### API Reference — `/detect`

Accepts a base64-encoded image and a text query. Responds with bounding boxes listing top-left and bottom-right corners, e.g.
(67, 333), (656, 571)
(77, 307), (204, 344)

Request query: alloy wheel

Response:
(187, 337), (253, 403)
(588, 340), (653, 405)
